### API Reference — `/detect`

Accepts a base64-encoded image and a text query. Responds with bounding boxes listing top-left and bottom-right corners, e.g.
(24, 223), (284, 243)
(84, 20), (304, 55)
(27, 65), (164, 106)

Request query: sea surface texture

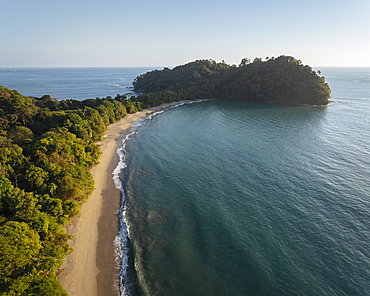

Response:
(121, 68), (370, 296)
(2, 67), (369, 296)
(0, 67), (153, 100)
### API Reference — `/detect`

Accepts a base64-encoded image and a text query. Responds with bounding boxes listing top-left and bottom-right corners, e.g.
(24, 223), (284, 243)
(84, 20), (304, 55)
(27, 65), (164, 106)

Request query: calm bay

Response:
(122, 68), (370, 296)
(1, 67), (369, 296)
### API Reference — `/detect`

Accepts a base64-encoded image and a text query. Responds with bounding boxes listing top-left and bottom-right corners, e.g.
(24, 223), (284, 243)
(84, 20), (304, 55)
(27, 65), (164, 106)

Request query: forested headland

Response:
(0, 86), (142, 295)
(132, 55), (331, 107)
(0, 55), (330, 295)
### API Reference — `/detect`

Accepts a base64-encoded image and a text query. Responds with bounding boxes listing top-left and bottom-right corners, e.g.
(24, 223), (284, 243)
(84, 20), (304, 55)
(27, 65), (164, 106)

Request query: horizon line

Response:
(1, 65), (370, 69)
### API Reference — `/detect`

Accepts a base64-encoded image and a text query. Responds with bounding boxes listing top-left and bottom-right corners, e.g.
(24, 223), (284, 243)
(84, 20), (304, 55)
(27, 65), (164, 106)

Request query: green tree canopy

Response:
(0, 85), (134, 294)
(133, 56), (331, 107)
(0, 221), (41, 279)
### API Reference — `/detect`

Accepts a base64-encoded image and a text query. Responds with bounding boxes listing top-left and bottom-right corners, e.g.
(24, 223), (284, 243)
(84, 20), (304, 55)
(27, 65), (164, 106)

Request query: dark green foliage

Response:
(134, 59), (229, 94)
(133, 59), (230, 108)
(0, 56), (331, 294)
(0, 221), (41, 279)
(219, 56), (331, 105)
(133, 56), (331, 107)
(0, 176), (39, 219)
(0, 138), (27, 186)
(2, 272), (68, 296)
(0, 86), (36, 115)
(0, 86), (134, 295)
(122, 99), (142, 114)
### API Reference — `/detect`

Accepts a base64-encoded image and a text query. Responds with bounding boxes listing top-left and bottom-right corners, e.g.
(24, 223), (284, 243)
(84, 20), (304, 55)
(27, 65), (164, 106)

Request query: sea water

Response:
(0, 67), (154, 100)
(119, 68), (370, 296)
(2, 67), (369, 296)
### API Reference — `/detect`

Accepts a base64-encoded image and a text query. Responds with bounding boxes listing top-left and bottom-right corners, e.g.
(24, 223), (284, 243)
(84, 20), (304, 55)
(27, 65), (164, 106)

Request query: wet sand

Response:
(58, 100), (203, 295)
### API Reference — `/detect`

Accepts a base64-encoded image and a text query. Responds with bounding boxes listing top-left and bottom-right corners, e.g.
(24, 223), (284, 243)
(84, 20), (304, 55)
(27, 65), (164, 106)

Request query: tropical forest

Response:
(133, 55), (331, 107)
(0, 55), (331, 295)
(0, 87), (141, 295)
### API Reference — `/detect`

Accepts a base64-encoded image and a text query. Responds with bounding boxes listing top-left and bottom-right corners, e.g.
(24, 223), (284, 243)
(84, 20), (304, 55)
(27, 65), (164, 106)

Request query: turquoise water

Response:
(122, 68), (370, 295)
(2, 66), (369, 295)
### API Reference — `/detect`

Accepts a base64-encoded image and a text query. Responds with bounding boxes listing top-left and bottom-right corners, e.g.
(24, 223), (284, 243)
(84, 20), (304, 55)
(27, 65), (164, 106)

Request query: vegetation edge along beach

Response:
(0, 55), (331, 295)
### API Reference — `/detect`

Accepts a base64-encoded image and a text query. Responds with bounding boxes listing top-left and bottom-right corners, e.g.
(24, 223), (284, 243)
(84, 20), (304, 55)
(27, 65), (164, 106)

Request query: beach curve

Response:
(58, 100), (203, 296)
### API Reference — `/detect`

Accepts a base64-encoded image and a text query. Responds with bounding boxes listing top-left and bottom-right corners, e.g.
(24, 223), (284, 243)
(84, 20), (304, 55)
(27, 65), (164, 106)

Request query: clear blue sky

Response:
(1, 0), (369, 67)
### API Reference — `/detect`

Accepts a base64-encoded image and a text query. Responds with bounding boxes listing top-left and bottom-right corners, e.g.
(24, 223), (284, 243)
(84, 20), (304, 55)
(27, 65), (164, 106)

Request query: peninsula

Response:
(0, 55), (331, 295)
(133, 55), (331, 107)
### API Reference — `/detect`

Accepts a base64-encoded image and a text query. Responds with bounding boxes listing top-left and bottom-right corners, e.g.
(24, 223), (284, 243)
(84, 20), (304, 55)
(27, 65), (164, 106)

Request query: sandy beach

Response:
(58, 101), (200, 296)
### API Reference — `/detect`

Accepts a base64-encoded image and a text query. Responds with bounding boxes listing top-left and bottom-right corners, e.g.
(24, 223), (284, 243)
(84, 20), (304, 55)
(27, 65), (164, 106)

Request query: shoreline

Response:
(58, 100), (205, 296)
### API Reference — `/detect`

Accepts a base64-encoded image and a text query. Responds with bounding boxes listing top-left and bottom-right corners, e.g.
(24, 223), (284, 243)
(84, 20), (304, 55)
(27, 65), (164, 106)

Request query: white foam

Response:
(113, 100), (209, 295)
(113, 115), (153, 295)
(168, 99), (208, 109)
(169, 102), (184, 108)
(114, 203), (130, 295)
(112, 129), (137, 295)
(147, 100), (209, 119)
(148, 110), (164, 119)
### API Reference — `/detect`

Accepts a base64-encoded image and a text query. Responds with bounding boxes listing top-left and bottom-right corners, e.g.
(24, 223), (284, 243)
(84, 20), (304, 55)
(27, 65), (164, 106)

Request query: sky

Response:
(1, 0), (370, 68)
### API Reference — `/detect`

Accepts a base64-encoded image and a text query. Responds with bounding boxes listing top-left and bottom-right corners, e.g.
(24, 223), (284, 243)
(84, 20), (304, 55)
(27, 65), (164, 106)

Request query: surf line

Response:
(112, 99), (212, 295)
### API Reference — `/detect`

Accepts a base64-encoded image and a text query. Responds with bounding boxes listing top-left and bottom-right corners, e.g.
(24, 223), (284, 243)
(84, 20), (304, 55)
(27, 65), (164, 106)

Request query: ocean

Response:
(119, 68), (370, 296)
(0, 67), (154, 100)
(1, 67), (369, 296)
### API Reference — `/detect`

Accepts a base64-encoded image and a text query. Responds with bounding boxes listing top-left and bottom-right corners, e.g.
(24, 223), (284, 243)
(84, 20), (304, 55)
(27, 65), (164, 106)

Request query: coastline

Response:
(58, 100), (205, 296)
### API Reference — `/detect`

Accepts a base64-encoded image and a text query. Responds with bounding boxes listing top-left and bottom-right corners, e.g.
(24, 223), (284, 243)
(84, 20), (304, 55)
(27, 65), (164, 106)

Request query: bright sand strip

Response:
(58, 101), (200, 296)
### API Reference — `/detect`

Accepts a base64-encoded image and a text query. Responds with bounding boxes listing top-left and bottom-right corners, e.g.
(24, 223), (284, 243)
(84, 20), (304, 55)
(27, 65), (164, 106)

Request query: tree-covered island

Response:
(0, 55), (330, 295)
(132, 55), (331, 107)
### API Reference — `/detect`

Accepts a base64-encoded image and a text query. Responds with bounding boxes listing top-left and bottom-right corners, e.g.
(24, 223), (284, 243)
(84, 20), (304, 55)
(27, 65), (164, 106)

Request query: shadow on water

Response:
(124, 225), (140, 296)
(119, 99), (331, 296)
